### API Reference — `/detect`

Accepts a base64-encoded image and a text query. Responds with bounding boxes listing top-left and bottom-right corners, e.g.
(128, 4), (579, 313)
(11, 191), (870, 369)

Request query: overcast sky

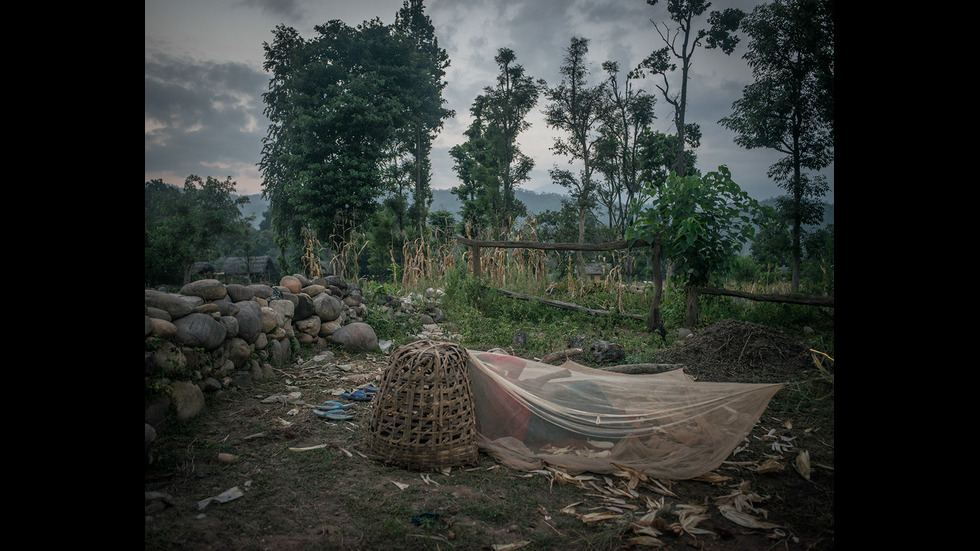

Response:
(145, 0), (834, 204)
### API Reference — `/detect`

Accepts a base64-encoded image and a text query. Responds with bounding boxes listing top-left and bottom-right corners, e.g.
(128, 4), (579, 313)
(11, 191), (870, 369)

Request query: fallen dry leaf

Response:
(755, 457), (784, 473)
(675, 504), (715, 536)
(692, 471), (730, 483)
(390, 481), (409, 490)
(491, 541), (530, 550)
(560, 502), (582, 515)
(718, 504), (781, 529)
(795, 450), (812, 481)
(579, 511), (624, 523)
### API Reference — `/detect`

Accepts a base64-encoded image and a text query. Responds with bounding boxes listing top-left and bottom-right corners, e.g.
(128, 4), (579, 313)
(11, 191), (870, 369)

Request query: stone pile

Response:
(144, 273), (380, 464)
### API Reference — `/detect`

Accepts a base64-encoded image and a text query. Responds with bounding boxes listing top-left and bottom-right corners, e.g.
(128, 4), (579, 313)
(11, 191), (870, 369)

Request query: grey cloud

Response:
(237, 0), (306, 21)
(145, 53), (269, 181)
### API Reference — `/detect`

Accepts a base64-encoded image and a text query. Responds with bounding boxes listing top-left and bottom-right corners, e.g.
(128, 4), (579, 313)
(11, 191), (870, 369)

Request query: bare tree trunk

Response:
(576, 206), (587, 279)
(647, 234), (665, 336)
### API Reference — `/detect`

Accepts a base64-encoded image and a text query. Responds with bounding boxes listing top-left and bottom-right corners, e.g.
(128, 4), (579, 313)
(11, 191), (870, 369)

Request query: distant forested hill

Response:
(238, 191), (833, 231)
(429, 188), (568, 218)
(238, 188), (569, 230)
(759, 197), (834, 230)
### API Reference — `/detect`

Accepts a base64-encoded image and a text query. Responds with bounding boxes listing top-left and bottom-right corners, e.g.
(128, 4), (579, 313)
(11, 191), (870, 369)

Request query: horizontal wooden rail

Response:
(493, 287), (646, 321)
(457, 237), (629, 251)
(457, 237), (646, 278)
(688, 286), (834, 308)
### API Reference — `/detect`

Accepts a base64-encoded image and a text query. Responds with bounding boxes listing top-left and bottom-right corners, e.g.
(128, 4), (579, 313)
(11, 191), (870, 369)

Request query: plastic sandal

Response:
(313, 409), (353, 420)
(315, 401), (355, 411)
(341, 389), (373, 401)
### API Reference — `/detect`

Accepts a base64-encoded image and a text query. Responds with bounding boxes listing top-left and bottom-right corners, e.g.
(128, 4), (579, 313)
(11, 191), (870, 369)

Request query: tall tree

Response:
(628, 167), (765, 328)
(719, 0), (834, 292)
(543, 37), (606, 276)
(259, 19), (429, 264)
(639, 0), (744, 176)
(593, 60), (657, 237)
(144, 176), (250, 286)
(394, 0), (454, 235)
(453, 48), (541, 238)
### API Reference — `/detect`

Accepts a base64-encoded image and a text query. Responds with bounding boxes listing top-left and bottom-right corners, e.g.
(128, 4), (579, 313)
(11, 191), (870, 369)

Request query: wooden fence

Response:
(457, 237), (834, 329)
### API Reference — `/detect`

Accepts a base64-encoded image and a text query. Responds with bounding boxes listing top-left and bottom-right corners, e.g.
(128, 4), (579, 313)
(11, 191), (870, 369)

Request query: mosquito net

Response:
(467, 350), (785, 480)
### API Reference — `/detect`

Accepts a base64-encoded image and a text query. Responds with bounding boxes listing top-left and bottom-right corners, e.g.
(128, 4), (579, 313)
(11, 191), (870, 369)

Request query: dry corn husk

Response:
(718, 504), (781, 529)
(795, 450), (812, 481)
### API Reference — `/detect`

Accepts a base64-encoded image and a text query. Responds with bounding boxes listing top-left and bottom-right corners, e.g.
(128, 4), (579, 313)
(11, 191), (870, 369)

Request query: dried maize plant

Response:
(507, 217), (548, 294)
(601, 250), (626, 313)
(400, 237), (427, 289)
(329, 212), (368, 283)
(429, 225), (458, 281)
(565, 255), (579, 299)
(301, 227), (323, 280)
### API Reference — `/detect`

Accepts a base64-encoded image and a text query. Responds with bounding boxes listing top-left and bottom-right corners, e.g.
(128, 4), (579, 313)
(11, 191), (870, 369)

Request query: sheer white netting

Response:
(467, 350), (785, 480)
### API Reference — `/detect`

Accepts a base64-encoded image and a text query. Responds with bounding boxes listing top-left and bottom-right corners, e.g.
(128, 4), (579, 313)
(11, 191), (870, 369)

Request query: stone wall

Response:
(144, 274), (379, 453)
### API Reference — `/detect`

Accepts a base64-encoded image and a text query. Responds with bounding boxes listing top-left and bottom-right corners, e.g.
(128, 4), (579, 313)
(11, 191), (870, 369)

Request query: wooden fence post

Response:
(685, 286), (699, 327)
(471, 245), (482, 278)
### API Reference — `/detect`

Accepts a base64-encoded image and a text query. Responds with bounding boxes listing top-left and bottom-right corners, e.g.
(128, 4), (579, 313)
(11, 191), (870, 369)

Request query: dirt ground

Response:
(145, 319), (834, 550)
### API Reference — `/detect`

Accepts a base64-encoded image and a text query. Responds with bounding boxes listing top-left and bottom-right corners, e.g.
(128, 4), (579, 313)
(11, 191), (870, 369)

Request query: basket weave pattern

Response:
(365, 340), (478, 470)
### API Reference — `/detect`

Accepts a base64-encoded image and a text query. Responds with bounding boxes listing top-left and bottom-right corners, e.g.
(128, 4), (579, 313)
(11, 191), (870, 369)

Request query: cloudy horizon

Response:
(145, 0), (834, 205)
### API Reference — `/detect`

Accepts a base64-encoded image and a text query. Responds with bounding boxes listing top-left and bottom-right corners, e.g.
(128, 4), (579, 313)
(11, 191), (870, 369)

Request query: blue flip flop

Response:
(315, 401), (355, 411)
(313, 409), (353, 420)
(341, 389), (374, 401)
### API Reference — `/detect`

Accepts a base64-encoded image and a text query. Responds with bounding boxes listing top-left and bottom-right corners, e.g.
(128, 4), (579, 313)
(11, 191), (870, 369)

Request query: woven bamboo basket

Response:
(365, 340), (478, 470)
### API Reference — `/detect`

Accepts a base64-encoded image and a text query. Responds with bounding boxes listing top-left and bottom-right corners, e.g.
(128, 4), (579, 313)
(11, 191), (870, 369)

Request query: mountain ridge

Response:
(239, 189), (833, 231)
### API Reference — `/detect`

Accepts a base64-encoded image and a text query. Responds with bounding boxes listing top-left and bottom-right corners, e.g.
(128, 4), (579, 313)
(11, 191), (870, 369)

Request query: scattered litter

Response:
(338, 448), (353, 458)
(718, 504), (781, 529)
(216, 453), (238, 464)
(491, 541), (530, 551)
(197, 486), (244, 510)
(260, 392), (304, 405)
(289, 444), (328, 452)
(390, 481), (409, 490)
(794, 450), (811, 480)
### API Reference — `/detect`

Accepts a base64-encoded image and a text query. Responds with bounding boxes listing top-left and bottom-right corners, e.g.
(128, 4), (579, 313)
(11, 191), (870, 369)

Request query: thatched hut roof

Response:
(222, 255), (276, 275)
(190, 262), (215, 275)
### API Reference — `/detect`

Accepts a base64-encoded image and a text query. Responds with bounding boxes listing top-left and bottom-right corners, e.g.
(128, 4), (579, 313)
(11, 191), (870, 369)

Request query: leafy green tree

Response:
(449, 136), (494, 235)
(259, 17), (444, 265)
(144, 176), (250, 286)
(452, 48), (542, 238)
(750, 214), (793, 269)
(427, 209), (458, 244)
(802, 223), (834, 295)
(394, 0), (454, 235)
(639, 0), (744, 176)
(627, 167), (765, 331)
(719, 0), (834, 292)
(535, 201), (602, 275)
(543, 37), (606, 276)
(593, 61), (657, 237)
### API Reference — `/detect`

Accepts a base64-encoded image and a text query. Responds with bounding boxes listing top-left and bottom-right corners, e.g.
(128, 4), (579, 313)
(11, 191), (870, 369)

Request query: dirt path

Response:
(145, 320), (834, 550)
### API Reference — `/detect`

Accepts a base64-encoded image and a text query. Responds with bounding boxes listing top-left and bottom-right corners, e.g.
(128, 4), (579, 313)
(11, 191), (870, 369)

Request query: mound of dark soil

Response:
(657, 319), (815, 384)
